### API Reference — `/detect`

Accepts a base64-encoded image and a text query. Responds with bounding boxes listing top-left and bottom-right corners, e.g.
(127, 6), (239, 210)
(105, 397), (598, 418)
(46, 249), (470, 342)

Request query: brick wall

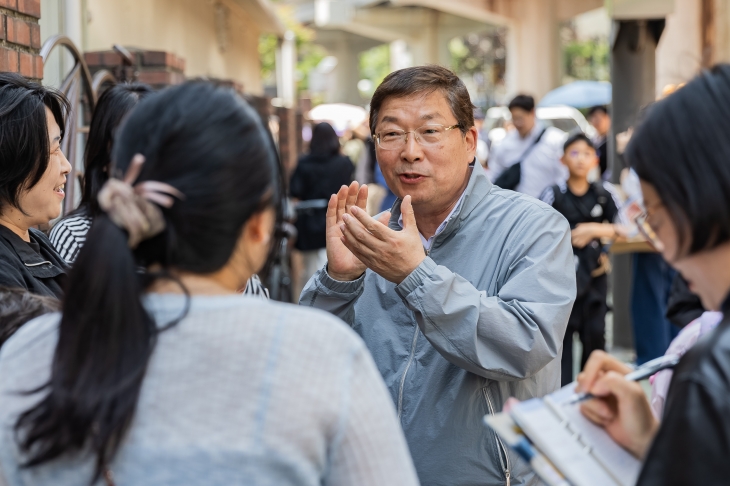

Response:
(0, 0), (42, 79)
(84, 49), (185, 89)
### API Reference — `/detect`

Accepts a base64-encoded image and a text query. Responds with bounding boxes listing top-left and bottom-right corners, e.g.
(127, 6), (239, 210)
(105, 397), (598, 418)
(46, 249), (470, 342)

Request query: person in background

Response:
(290, 122), (354, 293)
(577, 65), (730, 485)
(488, 94), (566, 198)
(0, 74), (70, 298)
(540, 133), (622, 385)
(351, 120), (386, 215)
(587, 105), (611, 180)
(0, 82), (419, 486)
(0, 287), (59, 349)
(474, 108), (489, 168)
(342, 123), (366, 170)
(49, 83), (153, 263)
(622, 161), (680, 364)
(374, 161), (397, 213)
(301, 65), (575, 485)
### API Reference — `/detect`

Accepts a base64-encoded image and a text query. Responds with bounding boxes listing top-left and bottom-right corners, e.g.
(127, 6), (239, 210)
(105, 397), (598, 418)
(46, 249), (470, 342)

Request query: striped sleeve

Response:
(49, 216), (92, 263)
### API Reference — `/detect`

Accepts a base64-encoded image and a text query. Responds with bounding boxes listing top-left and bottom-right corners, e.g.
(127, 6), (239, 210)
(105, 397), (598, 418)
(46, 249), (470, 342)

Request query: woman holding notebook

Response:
(576, 65), (730, 485)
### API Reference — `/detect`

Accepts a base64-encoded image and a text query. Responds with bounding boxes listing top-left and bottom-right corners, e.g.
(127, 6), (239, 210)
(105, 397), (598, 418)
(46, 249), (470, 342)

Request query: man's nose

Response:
(400, 133), (424, 162)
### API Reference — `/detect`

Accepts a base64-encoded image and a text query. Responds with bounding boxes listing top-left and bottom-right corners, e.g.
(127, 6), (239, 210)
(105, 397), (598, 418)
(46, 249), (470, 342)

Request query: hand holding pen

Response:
(567, 354), (680, 405)
(575, 351), (667, 459)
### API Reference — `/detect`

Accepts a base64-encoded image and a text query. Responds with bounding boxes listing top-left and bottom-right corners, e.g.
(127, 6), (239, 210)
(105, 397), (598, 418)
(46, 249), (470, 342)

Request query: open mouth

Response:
(54, 183), (65, 197)
(399, 173), (425, 184)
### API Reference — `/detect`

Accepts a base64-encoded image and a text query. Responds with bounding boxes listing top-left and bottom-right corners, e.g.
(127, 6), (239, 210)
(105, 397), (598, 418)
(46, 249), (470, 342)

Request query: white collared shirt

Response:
(397, 191), (466, 251)
(488, 122), (567, 198)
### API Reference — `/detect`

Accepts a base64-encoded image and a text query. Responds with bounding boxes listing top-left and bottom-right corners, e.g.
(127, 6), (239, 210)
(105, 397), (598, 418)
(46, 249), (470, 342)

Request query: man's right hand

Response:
(325, 182), (369, 281)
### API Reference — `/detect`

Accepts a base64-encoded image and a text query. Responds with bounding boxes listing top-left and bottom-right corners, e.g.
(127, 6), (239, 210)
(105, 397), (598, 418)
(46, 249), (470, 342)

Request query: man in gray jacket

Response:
(300, 65), (575, 486)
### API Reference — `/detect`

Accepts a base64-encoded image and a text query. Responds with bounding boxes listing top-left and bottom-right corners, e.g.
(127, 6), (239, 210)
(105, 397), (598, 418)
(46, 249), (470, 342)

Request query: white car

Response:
(484, 105), (597, 147)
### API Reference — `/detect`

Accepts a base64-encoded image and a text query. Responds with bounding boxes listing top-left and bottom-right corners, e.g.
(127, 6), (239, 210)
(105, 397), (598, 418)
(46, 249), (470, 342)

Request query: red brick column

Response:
(84, 49), (185, 89)
(276, 106), (299, 177)
(0, 0), (42, 79)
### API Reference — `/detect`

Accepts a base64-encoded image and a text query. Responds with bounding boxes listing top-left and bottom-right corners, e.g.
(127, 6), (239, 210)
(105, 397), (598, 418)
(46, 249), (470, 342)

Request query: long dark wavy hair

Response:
(76, 83), (153, 217)
(14, 81), (282, 482)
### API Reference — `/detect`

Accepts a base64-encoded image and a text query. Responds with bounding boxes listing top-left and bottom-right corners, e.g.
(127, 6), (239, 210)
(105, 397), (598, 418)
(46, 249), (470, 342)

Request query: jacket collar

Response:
(0, 224), (55, 267)
(387, 161), (492, 245)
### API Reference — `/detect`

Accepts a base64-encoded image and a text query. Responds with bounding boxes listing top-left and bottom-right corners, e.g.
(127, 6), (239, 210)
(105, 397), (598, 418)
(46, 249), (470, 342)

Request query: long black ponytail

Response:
(15, 82), (280, 481)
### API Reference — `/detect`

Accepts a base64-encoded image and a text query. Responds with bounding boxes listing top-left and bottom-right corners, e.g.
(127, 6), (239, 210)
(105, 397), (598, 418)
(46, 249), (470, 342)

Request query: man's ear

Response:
(464, 125), (478, 159)
(560, 154), (568, 167)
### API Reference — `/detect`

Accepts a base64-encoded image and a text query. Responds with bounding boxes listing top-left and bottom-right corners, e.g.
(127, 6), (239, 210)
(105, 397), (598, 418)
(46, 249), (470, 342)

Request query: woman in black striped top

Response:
(50, 83), (153, 263)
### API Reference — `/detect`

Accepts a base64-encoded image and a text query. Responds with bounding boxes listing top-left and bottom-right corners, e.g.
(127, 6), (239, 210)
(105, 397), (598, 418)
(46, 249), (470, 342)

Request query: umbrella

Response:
(308, 103), (368, 133)
(538, 81), (612, 108)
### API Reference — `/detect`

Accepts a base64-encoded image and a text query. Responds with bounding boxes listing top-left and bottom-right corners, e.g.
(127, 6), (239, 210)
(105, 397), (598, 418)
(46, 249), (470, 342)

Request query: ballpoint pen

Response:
(565, 354), (681, 405)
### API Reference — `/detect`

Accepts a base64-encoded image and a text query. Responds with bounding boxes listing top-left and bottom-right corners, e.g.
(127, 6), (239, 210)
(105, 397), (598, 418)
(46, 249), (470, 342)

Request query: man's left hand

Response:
(340, 195), (426, 284)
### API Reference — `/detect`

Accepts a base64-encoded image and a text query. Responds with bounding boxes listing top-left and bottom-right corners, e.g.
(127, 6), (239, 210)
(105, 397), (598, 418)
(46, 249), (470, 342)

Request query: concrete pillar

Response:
(609, 19), (665, 350)
(390, 40), (413, 70)
(505, 0), (561, 99)
(655, 0), (701, 96)
(276, 30), (297, 108)
(409, 10), (441, 65)
(329, 34), (363, 104)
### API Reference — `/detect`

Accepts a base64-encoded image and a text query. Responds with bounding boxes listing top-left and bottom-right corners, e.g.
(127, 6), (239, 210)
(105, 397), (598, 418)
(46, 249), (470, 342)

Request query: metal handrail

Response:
(92, 69), (117, 94)
(41, 34), (97, 108)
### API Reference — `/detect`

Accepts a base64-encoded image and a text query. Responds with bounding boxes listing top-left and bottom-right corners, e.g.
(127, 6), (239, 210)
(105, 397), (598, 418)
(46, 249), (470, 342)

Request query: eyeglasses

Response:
(634, 210), (665, 252)
(375, 124), (461, 150)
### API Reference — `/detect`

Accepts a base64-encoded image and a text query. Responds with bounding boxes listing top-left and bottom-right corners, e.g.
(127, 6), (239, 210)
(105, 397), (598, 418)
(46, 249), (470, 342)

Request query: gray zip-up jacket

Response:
(300, 167), (576, 486)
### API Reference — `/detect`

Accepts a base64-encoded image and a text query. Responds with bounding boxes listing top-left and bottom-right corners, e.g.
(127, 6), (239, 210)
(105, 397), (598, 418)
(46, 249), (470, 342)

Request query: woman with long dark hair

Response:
(0, 82), (418, 485)
(0, 73), (70, 298)
(291, 122), (353, 293)
(576, 65), (730, 484)
(49, 83), (153, 263)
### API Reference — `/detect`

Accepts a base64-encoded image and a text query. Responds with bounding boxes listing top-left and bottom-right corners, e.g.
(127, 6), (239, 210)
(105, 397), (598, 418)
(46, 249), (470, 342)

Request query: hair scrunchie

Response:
(97, 154), (184, 249)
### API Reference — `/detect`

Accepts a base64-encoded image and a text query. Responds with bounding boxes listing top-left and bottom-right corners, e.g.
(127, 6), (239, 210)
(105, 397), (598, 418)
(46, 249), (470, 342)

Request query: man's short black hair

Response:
(508, 94), (535, 112)
(588, 105), (609, 117)
(563, 131), (594, 153)
(369, 65), (475, 136)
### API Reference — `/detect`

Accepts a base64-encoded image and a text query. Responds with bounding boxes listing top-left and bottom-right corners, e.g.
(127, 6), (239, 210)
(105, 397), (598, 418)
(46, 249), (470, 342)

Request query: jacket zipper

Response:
(397, 325), (420, 419)
(483, 387), (511, 486)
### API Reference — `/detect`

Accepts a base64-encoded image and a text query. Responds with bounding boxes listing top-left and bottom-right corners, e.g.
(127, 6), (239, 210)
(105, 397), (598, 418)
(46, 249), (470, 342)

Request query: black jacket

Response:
(290, 153), (353, 251)
(637, 295), (730, 485)
(0, 225), (67, 298)
(665, 274), (704, 328)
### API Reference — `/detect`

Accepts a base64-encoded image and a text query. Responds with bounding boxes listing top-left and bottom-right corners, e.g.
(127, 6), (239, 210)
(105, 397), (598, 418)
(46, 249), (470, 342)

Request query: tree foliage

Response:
(560, 20), (609, 83)
(359, 44), (390, 97)
(259, 6), (328, 93)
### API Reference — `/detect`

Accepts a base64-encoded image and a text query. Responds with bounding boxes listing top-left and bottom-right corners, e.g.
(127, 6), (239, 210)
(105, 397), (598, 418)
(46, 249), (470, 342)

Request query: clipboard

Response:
(485, 383), (642, 486)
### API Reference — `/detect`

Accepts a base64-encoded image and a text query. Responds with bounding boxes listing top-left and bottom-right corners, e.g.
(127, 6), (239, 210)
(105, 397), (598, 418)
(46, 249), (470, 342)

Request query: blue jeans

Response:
(631, 252), (680, 364)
